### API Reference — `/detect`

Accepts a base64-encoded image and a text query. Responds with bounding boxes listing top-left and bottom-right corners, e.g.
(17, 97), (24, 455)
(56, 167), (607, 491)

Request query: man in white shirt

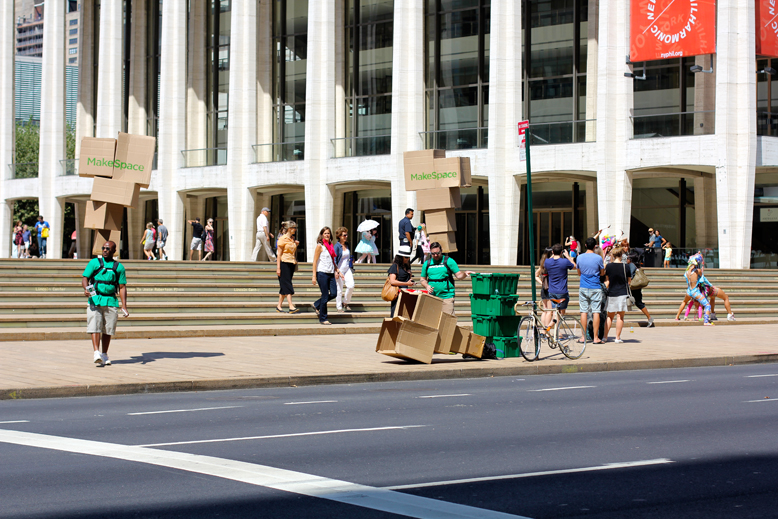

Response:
(251, 207), (276, 261)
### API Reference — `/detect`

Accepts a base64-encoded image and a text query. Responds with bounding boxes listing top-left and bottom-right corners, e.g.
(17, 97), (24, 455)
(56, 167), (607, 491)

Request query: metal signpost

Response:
(518, 121), (536, 303)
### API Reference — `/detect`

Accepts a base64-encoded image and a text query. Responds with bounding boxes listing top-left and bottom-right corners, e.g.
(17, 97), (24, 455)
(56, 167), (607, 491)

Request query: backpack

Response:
(423, 256), (455, 289)
(89, 257), (120, 297)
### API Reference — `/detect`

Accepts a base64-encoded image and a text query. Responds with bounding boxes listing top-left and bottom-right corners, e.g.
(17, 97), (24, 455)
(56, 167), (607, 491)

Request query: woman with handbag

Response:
(604, 248), (631, 343)
(627, 251), (655, 327)
(276, 221), (300, 314)
(386, 245), (415, 317)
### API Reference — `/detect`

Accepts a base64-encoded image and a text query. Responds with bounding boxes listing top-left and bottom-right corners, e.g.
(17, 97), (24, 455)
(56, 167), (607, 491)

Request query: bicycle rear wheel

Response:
(518, 316), (540, 361)
(556, 316), (586, 359)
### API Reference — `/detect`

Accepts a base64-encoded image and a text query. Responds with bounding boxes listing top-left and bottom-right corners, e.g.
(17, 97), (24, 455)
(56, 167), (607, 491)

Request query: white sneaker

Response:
(727, 313), (736, 321)
(93, 351), (104, 365)
(102, 353), (111, 366)
(647, 318), (655, 328)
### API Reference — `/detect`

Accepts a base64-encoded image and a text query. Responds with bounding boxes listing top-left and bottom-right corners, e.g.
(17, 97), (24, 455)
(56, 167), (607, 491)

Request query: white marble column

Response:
(74, 200), (88, 259)
(38, 0), (66, 259)
(186, 0), (207, 152)
(714, 0), (757, 269)
(389, 0), (425, 253)
(584, 0), (599, 141)
(95, 0), (124, 137)
(226, 0), (258, 261)
(157, 0), (188, 260)
(75, 0), (95, 157)
(127, 205), (144, 259)
(486, 0), (522, 266)
(594, 0), (632, 236)
(303, 0), (337, 258)
(127, 0), (148, 135)
(256, 0), (273, 151)
(0, 2), (14, 257)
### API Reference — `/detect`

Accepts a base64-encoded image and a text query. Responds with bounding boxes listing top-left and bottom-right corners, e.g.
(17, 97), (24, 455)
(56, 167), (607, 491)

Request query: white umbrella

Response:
(356, 219), (380, 233)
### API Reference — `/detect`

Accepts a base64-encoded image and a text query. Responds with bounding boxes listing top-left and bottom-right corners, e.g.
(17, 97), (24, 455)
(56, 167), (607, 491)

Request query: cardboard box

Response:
(404, 151), (470, 191)
(416, 187), (462, 211)
(91, 177), (141, 208)
(424, 208), (457, 232)
(428, 231), (458, 253)
(376, 317), (439, 364)
(78, 137), (117, 178)
(449, 326), (471, 354)
(434, 311), (459, 354)
(112, 132), (156, 188)
(92, 229), (121, 255)
(449, 327), (486, 358)
(393, 289), (444, 328)
(84, 201), (124, 231)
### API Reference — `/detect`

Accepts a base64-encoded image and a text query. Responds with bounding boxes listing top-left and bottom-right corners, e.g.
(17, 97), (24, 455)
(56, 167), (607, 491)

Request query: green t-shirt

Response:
(82, 258), (127, 307)
(421, 256), (460, 300)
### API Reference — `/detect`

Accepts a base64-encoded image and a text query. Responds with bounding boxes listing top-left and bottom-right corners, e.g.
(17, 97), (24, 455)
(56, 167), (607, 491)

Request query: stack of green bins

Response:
(469, 273), (521, 358)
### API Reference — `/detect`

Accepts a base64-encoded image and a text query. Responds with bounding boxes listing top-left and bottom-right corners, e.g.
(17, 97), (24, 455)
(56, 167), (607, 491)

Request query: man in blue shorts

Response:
(544, 243), (576, 318)
(576, 237), (606, 343)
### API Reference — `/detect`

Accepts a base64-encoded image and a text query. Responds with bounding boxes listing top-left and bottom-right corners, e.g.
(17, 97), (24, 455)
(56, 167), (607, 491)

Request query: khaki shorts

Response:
(440, 297), (455, 316)
(87, 305), (118, 335)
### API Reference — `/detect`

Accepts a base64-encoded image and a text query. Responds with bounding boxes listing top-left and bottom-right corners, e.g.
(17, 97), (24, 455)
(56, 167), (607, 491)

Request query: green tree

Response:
(14, 118), (39, 179)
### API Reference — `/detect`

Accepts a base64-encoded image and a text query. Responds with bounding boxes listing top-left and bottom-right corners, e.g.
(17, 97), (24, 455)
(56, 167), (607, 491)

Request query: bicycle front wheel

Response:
(518, 316), (540, 362)
(555, 316), (586, 360)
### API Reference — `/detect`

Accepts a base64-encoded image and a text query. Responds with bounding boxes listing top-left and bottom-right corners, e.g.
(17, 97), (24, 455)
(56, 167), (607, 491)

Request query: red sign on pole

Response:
(629, 0), (716, 62)
(757, 0), (778, 57)
(518, 121), (529, 162)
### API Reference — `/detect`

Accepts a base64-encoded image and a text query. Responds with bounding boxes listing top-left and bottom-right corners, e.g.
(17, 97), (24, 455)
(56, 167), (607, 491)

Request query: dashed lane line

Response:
(0, 420), (29, 424)
(527, 386), (596, 392)
(127, 406), (242, 416)
(284, 400), (338, 405)
(384, 459), (674, 490)
(137, 425), (427, 447)
(0, 429), (529, 519)
(647, 380), (690, 385)
(418, 394), (472, 399)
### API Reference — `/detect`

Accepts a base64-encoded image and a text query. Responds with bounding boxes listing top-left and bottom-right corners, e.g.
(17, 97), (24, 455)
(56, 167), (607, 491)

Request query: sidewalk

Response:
(3, 324), (778, 399)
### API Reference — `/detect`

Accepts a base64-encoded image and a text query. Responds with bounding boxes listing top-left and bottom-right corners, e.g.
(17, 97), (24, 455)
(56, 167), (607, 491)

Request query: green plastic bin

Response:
(470, 273), (520, 296)
(470, 294), (521, 317)
(489, 336), (520, 358)
(471, 315), (522, 337)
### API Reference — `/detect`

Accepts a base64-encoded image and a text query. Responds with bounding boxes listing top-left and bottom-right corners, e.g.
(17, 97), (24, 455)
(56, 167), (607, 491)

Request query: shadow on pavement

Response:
(112, 352), (225, 365)
(401, 454), (778, 519)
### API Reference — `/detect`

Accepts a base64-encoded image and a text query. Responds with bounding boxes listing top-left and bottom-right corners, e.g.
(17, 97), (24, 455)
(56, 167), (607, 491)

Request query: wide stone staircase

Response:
(2, 259), (777, 341)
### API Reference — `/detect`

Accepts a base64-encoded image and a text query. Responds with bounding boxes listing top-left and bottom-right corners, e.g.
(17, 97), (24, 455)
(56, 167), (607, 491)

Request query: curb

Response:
(3, 352), (778, 400)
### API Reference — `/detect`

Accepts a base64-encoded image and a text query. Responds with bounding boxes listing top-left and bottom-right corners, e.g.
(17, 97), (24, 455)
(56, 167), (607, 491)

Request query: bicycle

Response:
(513, 300), (586, 361)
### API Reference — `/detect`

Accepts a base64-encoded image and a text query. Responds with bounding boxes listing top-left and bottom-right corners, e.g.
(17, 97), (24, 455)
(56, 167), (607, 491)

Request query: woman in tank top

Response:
(312, 227), (341, 325)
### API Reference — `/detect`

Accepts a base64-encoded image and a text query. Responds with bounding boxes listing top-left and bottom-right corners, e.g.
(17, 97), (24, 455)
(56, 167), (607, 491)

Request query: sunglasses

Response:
(431, 251), (443, 255)
(101, 246), (112, 251)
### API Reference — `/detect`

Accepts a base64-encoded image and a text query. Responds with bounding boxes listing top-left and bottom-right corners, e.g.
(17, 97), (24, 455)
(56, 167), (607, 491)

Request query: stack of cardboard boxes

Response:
(403, 150), (471, 253)
(376, 290), (486, 363)
(78, 133), (156, 255)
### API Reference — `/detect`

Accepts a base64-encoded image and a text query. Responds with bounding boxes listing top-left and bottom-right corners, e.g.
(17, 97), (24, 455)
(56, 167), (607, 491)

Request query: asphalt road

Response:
(2, 364), (778, 519)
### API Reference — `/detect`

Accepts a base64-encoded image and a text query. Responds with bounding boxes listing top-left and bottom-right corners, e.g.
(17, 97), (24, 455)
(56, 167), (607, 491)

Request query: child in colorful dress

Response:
(355, 230), (374, 263)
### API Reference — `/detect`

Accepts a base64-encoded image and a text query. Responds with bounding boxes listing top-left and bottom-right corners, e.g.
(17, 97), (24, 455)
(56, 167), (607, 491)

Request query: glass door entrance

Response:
(531, 209), (573, 261)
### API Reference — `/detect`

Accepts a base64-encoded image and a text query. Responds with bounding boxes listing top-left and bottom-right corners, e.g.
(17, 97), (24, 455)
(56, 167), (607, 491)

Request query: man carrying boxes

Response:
(420, 242), (475, 316)
(79, 132), (156, 259)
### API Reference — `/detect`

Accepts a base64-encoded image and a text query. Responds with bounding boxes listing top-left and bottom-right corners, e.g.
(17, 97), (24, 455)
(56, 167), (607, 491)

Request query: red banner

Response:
(630, 0), (716, 62)
(757, 0), (778, 57)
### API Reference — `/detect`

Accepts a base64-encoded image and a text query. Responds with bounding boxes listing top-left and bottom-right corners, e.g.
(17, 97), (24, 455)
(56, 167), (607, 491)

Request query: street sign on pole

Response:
(518, 121), (537, 304)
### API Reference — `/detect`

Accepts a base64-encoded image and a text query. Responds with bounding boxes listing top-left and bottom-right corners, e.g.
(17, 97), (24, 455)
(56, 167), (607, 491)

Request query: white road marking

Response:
(0, 429), (529, 519)
(747, 374), (778, 378)
(418, 394), (471, 399)
(284, 400), (338, 405)
(127, 405), (242, 416)
(527, 386), (595, 392)
(137, 425), (427, 447)
(385, 459), (674, 490)
(0, 420), (29, 424)
(647, 380), (690, 385)
(745, 398), (778, 403)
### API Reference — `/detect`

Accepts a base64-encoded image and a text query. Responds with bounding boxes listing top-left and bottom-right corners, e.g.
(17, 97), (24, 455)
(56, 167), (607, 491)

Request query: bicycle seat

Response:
(550, 298), (566, 303)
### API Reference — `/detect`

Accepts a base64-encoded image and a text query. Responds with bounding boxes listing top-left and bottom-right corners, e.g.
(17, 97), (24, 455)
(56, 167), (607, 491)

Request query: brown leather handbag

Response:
(381, 279), (399, 302)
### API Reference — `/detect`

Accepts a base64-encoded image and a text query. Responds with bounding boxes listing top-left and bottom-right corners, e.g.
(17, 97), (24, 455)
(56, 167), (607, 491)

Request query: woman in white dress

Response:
(334, 227), (355, 312)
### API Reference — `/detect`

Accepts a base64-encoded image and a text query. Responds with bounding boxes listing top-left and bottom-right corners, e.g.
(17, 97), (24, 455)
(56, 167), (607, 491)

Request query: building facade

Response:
(1, 0), (776, 268)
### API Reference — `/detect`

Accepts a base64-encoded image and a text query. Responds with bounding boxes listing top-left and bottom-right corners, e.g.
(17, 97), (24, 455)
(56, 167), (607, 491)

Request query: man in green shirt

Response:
(420, 241), (475, 316)
(81, 241), (129, 366)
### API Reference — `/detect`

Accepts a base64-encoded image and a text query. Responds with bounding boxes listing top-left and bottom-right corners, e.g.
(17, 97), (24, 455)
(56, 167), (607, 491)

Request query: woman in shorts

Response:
(604, 248), (630, 343)
(141, 222), (156, 260)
